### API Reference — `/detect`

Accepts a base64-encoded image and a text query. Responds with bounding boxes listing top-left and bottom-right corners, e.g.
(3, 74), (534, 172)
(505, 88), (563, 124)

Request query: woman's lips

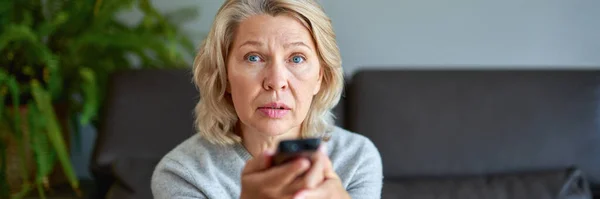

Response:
(257, 107), (289, 118)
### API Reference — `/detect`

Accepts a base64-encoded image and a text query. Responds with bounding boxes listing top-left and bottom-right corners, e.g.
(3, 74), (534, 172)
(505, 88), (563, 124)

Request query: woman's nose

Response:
(262, 61), (288, 91)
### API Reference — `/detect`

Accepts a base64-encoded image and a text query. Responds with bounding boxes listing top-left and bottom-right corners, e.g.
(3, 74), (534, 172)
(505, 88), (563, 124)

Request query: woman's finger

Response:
(305, 151), (327, 188)
(293, 187), (326, 199)
(292, 151), (327, 191)
(264, 157), (311, 185)
(293, 178), (345, 199)
(243, 149), (275, 174)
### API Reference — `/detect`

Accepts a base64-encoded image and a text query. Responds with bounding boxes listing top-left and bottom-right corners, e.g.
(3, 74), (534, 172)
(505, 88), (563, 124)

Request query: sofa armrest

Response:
(104, 157), (160, 199)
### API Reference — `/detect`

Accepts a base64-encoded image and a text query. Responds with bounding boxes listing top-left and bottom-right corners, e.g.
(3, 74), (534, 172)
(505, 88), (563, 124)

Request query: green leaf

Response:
(27, 102), (54, 185)
(0, 1), (13, 27)
(6, 75), (20, 137)
(22, 10), (33, 28)
(36, 48), (62, 100)
(45, 0), (68, 19)
(30, 80), (79, 193)
(79, 68), (97, 125)
(0, 25), (37, 52)
(0, 0), (12, 14)
(93, 0), (136, 27)
(36, 12), (69, 37)
(139, 0), (163, 19)
(74, 30), (158, 50)
(1, 74), (31, 199)
(36, 180), (45, 199)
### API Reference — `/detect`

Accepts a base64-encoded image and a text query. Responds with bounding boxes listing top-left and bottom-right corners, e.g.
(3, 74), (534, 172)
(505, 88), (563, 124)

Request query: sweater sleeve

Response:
(151, 157), (208, 199)
(346, 138), (384, 199)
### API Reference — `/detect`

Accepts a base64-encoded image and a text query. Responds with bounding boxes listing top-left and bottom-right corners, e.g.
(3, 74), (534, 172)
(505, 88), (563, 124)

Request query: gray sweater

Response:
(151, 126), (383, 198)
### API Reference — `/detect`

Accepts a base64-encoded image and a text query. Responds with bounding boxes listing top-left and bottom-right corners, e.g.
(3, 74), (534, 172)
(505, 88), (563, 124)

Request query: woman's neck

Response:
(239, 125), (301, 157)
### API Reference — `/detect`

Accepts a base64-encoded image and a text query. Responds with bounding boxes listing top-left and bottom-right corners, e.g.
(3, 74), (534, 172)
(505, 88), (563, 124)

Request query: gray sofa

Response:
(91, 68), (600, 199)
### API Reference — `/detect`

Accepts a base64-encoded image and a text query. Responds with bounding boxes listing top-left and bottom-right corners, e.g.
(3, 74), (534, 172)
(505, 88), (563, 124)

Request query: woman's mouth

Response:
(258, 103), (291, 118)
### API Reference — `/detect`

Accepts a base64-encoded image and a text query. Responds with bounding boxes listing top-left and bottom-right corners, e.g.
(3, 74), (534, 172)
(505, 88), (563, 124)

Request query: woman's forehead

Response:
(232, 14), (314, 49)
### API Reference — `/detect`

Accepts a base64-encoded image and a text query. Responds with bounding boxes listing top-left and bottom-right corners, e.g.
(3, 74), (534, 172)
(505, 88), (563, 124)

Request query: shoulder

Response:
(156, 134), (214, 167)
(151, 134), (241, 198)
(153, 133), (240, 173)
(151, 134), (233, 184)
(150, 134), (211, 197)
(152, 134), (209, 179)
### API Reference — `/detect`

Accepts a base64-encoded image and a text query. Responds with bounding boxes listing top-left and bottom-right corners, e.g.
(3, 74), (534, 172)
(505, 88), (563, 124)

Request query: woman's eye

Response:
(291, 55), (305, 64)
(247, 55), (261, 62)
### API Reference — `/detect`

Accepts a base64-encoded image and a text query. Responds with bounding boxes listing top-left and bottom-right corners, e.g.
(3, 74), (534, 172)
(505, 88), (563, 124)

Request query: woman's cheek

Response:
(231, 61), (262, 80)
(291, 62), (321, 85)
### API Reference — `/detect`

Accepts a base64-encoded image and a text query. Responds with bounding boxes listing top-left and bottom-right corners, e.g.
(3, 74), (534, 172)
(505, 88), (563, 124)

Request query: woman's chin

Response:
(254, 124), (298, 137)
(257, 127), (289, 136)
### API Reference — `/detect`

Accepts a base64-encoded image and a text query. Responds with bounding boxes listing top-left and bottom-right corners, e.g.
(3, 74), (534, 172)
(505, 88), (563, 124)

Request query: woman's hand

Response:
(240, 145), (350, 199)
(240, 150), (311, 199)
(293, 146), (351, 199)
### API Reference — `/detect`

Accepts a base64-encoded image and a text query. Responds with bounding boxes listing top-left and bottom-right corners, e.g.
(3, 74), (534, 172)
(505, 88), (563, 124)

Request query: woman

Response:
(151, 0), (383, 198)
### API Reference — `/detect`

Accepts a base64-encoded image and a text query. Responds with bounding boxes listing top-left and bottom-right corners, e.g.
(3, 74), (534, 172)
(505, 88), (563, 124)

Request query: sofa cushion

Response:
(382, 168), (591, 199)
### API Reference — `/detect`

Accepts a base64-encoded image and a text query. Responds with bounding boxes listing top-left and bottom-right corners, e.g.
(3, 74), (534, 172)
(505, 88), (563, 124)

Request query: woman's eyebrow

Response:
(238, 40), (263, 49)
(237, 40), (312, 51)
(284, 41), (312, 51)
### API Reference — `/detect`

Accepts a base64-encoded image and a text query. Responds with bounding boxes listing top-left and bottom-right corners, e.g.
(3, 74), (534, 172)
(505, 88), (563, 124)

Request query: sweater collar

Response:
(233, 142), (252, 161)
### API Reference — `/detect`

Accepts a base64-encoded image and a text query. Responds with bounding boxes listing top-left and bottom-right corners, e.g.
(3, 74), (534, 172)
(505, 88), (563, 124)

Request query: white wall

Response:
(156, 0), (600, 75)
(322, 0), (600, 75)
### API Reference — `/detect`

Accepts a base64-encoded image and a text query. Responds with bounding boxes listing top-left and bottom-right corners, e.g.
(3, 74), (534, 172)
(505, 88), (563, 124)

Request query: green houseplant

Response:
(0, 0), (197, 198)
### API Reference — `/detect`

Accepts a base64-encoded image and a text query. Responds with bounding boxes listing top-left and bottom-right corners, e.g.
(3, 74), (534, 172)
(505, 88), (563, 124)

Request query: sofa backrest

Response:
(91, 69), (198, 199)
(345, 70), (600, 186)
(92, 68), (600, 198)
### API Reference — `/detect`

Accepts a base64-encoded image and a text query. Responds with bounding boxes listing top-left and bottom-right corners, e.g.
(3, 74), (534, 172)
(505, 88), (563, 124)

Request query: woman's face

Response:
(227, 14), (322, 137)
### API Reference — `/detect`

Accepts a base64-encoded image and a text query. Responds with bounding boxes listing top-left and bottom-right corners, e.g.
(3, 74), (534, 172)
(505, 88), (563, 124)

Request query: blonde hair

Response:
(192, 0), (343, 145)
